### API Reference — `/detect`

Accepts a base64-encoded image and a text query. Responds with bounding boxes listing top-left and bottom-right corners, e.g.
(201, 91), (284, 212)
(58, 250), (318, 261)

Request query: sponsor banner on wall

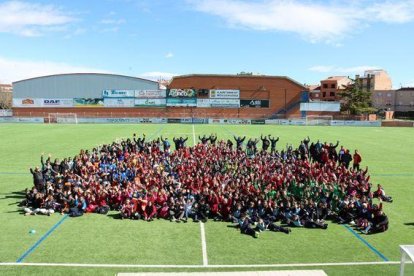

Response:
(197, 98), (211, 108)
(167, 89), (196, 98)
(13, 98), (43, 107)
(166, 98), (197, 107)
(73, 98), (104, 107)
(240, 99), (270, 108)
(0, 109), (12, 117)
(265, 119), (282, 125)
(167, 118), (181, 123)
(103, 98), (135, 107)
(280, 119), (306, 125)
(208, 118), (223, 124)
(179, 118), (208, 124)
(208, 118), (251, 124)
(210, 99), (240, 108)
(209, 89), (240, 99)
(138, 118), (167, 123)
(134, 98), (166, 107)
(135, 90), (166, 98)
(343, 121), (381, 127)
(0, 117), (44, 123)
(192, 118), (208, 124)
(223, 119), (251, 124)
(102, 90), (135, 98)
(251, 119), (266, 125)
(42, 99), (73, 107)
(77, 118), (167, 124)
(330, 120), (345, 126)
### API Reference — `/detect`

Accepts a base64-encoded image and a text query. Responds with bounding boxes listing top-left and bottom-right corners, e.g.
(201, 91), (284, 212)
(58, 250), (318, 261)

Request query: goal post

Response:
(48, 113), (78, 124)
(305, 115), (333, 126)
(400, 245), (414, 276)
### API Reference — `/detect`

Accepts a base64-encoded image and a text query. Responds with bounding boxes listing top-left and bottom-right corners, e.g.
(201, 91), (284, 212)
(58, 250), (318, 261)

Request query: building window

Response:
(322, 92), (326, 97)
(387, 93), (391, 97)
(331, 84), (336, 89)
(323, 84), (328, 89)
(330, 92), (335, 97)
(378, 92), (382, 96)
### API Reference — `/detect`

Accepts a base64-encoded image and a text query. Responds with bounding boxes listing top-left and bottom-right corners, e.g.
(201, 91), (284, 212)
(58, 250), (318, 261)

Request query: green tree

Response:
(339, 80), (377, 115)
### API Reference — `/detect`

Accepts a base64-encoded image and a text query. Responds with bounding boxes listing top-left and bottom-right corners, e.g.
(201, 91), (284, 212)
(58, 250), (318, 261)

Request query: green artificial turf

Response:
(0, 123), (413, 276)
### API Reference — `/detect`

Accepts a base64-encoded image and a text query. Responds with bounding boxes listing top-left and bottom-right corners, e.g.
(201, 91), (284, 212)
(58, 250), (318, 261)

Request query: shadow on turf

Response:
(404, 222), (414, 227)
(107, 213), (121, 219)
(0, 191), (26, 204)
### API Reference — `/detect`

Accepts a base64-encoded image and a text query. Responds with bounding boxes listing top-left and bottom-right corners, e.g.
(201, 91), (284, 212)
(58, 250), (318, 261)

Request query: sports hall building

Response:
(12, 73), (338, 119)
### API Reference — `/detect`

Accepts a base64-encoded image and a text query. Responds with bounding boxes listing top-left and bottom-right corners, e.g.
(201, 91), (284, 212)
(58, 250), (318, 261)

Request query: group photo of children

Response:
(22, 132), (391, 238)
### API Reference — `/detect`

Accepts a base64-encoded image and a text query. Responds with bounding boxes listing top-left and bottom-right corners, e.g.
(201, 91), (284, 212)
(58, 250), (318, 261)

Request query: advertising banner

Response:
(134, 98), (166, 107)
(13, 98), (43, 107)
(280, 119), (306, 125)
(223, 119), (251, 124)
(73, 98), (104, 107)
(197, 99), (211, 108)
(265, 119), (281, 125)
(0, 117), (44, 123)
(167, 118), (181, 123)
(135, 90), (166, 98)
(210, 99), (240, 108)
(209, 89), (240, 99)
(42, 99), (73, 107)
(240, 99), (270, 108)
(343, 121), (381, 127)
(77, 118), (167, 124)
(103, 98), (134, 107)
(208, 119), (224, 124)
(0, 109), (12, 117)
(179, 118), (208, 124)
(102, 90), (135, 98)
(167, 89), (196, 98)
(166, 98), (197, 107)
(251, 119), (266, 125)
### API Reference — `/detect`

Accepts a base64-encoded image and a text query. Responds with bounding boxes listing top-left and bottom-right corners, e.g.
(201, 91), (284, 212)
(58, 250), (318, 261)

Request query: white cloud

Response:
(100, 18), (126, 25)
(0, 1), (75, 36)
(101, 27), (120, 33)
(0, 56), (107, 83)
(165, 52), (174, 58)
(139, 72), (176, 81)
(367, 1), (414, 23)
(309, 65), (381, 74)
(63, 27), (87, 39)
(189, 0), (414, 43)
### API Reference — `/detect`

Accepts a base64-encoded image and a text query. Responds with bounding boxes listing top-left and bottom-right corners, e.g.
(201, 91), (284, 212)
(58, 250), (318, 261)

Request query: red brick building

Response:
(167, 74), (307, 118)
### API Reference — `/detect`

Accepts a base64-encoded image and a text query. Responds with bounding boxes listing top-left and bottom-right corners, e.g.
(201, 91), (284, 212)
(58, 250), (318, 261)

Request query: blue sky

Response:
(0, 0), (413, 87)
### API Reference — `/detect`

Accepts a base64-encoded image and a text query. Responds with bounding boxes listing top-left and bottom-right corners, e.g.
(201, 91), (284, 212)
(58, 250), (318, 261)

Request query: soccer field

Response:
(0, 124), (413, 276)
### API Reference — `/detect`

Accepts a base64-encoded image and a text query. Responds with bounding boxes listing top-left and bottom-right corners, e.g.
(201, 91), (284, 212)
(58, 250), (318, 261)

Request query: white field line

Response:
(200, 222), (208, 266)
(192, 125), (196, 146)
(193, 124), (208, 266)
(0, 261), (400, 268)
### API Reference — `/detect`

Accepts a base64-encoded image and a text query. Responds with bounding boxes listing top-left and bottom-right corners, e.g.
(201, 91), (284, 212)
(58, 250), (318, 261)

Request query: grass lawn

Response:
(0, 123), (413, 275)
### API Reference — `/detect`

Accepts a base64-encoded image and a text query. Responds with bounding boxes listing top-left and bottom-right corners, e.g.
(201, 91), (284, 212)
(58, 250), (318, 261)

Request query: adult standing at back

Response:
(353, 150), (362, 171)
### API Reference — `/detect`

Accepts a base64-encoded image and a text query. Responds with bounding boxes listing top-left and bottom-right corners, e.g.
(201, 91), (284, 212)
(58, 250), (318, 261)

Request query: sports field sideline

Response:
(0, 123), (413, 276)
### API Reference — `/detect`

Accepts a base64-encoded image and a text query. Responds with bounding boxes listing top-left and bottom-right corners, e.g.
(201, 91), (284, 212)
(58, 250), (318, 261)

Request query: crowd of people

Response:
(22, 132), (392, 237)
